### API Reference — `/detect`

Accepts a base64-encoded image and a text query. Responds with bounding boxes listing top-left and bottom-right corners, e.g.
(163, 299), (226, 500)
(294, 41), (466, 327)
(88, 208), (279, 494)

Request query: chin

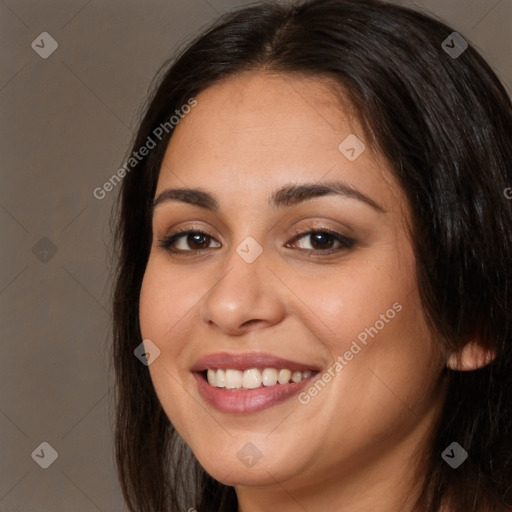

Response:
(190, 444), (281, 485)
(205, 464), (279, 487)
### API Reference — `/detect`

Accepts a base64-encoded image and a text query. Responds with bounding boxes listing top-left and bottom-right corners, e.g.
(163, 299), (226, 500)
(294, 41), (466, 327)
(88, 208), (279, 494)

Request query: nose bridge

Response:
(199, 237), (284, 334)
(211, 237), (267, 309)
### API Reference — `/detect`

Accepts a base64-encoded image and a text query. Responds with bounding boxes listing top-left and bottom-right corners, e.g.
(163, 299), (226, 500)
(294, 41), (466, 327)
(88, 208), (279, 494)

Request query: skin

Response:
(139, 71), (456, 511)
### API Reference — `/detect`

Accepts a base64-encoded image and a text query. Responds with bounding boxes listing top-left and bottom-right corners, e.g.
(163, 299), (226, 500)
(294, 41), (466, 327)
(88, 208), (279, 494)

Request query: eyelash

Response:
(157, 227), (355, 257)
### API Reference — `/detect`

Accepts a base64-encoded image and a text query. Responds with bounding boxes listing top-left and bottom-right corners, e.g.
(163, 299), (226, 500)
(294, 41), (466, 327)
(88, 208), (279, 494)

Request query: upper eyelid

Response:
(159, 227), (353, 252)
(160, 217), (354, 238)
(162, 225), (349, 240)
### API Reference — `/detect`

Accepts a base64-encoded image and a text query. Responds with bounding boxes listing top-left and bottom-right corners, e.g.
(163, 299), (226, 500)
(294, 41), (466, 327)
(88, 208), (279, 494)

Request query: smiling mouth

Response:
(203, 367), (317, 390)
(191, 352), (322, 413)
(193, 368), (319, 413)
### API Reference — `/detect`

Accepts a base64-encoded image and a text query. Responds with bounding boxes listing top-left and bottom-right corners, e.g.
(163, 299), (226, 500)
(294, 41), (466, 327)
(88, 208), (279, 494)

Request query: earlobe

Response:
(446, 341), (496, 371)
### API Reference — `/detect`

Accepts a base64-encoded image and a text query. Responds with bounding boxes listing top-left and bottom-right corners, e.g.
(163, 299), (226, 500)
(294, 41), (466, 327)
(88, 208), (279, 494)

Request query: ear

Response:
(446, 340), (496, 371)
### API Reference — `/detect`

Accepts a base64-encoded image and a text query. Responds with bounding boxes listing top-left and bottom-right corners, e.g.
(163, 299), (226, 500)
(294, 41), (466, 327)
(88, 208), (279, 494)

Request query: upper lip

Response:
(191, 352), (321, 372)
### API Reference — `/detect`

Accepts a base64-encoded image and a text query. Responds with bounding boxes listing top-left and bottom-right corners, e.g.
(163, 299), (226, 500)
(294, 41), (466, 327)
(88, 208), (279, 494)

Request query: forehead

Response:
(166, 71), (358, 156)
(156, 71), (402, 212)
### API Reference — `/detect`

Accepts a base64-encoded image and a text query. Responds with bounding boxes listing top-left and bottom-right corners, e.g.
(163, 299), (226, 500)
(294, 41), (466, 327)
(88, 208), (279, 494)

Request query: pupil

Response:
(189, 233), (209, 249)
(312, 233), (333, 250)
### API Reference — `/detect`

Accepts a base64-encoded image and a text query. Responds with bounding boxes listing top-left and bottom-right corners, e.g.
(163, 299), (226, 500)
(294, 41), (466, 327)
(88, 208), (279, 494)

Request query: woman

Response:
(112, 0), (512, 510)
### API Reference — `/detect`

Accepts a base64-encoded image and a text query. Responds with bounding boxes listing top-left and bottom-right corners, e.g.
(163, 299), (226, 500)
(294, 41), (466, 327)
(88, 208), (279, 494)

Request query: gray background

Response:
(0, 0), (510, 510)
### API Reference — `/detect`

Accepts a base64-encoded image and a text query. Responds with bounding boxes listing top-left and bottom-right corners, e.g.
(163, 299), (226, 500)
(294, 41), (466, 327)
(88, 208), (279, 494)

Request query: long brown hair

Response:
(112, 1), (512, 510)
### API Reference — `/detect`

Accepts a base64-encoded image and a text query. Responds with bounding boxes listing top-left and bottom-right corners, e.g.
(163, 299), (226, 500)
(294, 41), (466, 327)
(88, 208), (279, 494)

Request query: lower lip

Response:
(193, 372), (315, 413)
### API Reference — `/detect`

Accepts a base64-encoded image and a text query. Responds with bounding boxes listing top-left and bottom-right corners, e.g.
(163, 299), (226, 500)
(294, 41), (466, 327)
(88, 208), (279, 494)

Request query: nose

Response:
(199, 244), (287, 337)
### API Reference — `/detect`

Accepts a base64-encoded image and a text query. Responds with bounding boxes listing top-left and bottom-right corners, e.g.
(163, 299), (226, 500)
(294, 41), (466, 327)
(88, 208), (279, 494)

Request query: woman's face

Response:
(139, 72), (447, 503)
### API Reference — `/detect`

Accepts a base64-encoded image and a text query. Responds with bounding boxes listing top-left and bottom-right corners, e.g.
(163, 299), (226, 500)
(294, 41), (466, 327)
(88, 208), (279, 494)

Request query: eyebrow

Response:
(153, 180), (384, 212)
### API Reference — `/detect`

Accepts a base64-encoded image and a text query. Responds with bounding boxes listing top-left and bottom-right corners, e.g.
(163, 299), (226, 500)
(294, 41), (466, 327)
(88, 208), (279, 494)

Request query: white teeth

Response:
(216, 369), (226, 388)
(242, 368), (262, 389)
(291, 371), (302, 383)
(225, 369), (243, 389)
(262, 368), (278, 386)
(207, 369), (217, 386)
(205, 367), (314, 389)
(278, 369), (292, 384)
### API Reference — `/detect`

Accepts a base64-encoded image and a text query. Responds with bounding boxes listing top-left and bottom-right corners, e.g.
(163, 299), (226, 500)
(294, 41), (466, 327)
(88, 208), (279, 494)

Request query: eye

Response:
(286, 229), (355, 254)
(157, 230), (221, 254)
(157, 227), (355, 256)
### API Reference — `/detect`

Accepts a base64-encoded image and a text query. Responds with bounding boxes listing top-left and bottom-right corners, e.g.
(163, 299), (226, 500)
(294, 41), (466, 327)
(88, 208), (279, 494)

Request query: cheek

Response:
(139, 255), (201, 343)
(290, 246), (441, 415)
(139, 258), (193, 385)
(320, 279), (442, 433)
(138, 257), (199, 434)
(282, 247), (417, 352)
